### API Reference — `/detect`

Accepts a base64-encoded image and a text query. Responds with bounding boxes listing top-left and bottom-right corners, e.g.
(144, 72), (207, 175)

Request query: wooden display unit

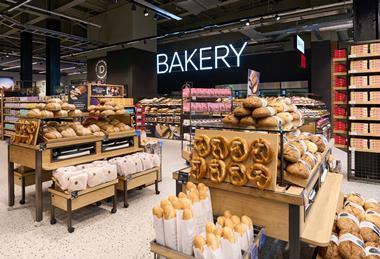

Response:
(48, 179), (118, 233)
(116, 167), (161, 208)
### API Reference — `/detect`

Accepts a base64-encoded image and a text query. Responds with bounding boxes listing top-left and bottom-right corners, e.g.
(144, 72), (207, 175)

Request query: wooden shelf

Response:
(333, 58), (347, 62)
(349, 117), (380, 121)
(349, 85), (380, 90)
(333, 72), (347, 76)
(301, 173), (343, 246)
(335, 144), (347, 149)
(334, 87), (347, 90)
(349, 53), (380, 59)
(350, 132), (380, 137)
(333, 102), (346, 105)
(349, 101), (380, 105)
(334, 116), (347, 119)
(349, 69), (380, 74)
(349, 147), (380, 153)
(334, 130), (346, 134)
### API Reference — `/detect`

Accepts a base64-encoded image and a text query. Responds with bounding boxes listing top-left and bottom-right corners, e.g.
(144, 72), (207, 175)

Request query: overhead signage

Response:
(296, 35), (305, 54)
(247, 69), (260, 96)
(95, 59), (107, 80)
(157, 42), (248, 74)
(69, 85), (88, 111)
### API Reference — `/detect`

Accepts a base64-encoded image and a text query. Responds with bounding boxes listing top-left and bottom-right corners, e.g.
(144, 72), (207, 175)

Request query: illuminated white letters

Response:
(157, 41), (247, 74)
(157, 53), (169, 74)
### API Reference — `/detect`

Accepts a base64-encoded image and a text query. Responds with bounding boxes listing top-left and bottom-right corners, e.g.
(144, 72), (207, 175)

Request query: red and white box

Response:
(350, 76), (368, 87)
(370, 139), (380, 149)
(335, 77), (347, 87)
(351, 60), (368, 71)
(350, 92), (368, 102)
(351, 44), (369, 55)
(370, 92), (380, 102)
(369, 76), (380, 85)
(335, 92), (347, 101)
(350, 138), (368, 149)
(351, 123), (368, 134)
(334, 136), (347, 145)
(370, 43), (380, 54)
(370, 123), (380, 134)
(334, 121), (347, 131)
(335, 63), (346, 72)
(370, 108), (380, 117)
(334, 106), (346, 116)
(334, 49), (347, 58)
(350, 107), (368, 117)
(369, 59), (380, 70)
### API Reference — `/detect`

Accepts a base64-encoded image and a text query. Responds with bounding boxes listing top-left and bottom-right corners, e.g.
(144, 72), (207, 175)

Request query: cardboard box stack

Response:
(351, 138), (368, 149)
(351, 60), (368, 71)
(350, 92), (368, 102)
(370, 43), (380, 54)
(351, 123), (368, 134)
(370, 139), (380, 149)
(370, 123), (380, 134)
(369, 59), (380, 70)
(369, 75), (380, 85)
(350, 107), (368, 117)
(351, 44), (369, 55)
(370, 91), (380, 102)
(350, 76), (368, 87)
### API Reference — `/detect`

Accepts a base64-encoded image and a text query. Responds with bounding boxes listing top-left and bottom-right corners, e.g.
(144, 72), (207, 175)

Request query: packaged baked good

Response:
(251, 107), (277, 118)
(152, 206), (165, 246)
(346, 193), (366, 207)
(277, 112), (293, 124)
(365, 210), (380, 228)
(288, 140), (308, 156)
(344, 200), (366, 220)
(338, 231), (365, 259)
(242, 96), (267, 109)
(359, 221), (380, 243)
(286, 160), (311, 179)
(365, 245), (380, 259)
(337, 211), (360, 233)
(365, 199), (380, 213)
(301, 152), (317, 168)
(318, 234), (341, 259)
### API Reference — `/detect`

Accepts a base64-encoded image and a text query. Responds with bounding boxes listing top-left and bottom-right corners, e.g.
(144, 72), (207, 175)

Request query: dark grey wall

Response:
(311, 41), (331, 111)
(353, 0), (379, 41)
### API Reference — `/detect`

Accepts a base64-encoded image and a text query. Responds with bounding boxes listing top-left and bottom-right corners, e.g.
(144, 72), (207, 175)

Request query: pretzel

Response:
(247, 164), (271, 190)
(209, 159), (227, 183)
(229, 137), (249, 162)
(194, 135), (211, 157)
(190, 157), (207, 180)
(251, 138), (273, 164)
(210, 136), (229, 159)
(27, 134), (34, 145)
(227, 162), (248, 186)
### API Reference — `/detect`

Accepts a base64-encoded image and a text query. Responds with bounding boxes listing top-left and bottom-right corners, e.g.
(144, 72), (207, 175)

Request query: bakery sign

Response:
(157, 42), (247, 74)
(95, 59), (107, 80)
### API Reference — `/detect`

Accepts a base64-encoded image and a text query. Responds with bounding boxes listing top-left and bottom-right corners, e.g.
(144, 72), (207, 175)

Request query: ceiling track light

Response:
(144, 8), (149, 16)
(245, 21), (250, 26)
(275, 14), (281, 21)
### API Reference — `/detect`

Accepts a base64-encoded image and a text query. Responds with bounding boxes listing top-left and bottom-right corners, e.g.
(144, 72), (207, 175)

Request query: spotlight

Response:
(154, 13), (159, 21)
(131, 3), (136, 11)
(245, 21), (250, 26)
(275, 14), (280, 21)
(5, 54), (9, 58)
(144, 8), (148, 16)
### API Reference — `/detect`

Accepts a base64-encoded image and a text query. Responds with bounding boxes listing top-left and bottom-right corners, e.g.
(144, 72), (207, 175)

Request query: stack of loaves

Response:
(88, 100), (125, 116)
(27, 98), (82, 118)
(193, 211), (254, 259)
(223, 96), (303, 130)
(282, 131), (328, 180)
(53, 160), (118, 192)
(152, 182), (213, 255)
(109, 152), (160, 177)
(85, 118), (132, 134)
(43, 121), (105, 140)
(319, 193), (380, 259)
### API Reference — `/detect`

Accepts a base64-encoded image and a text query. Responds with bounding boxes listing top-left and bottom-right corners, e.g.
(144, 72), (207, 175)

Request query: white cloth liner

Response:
(153, 215), (165, 246)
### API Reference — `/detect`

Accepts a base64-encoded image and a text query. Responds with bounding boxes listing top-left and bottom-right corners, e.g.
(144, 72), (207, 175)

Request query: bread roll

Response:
(54, 110), (68, 117)
(224, 210), (232, 218)
(27, 109), (41, 118)
(234, 224), (245, 237)
(224, 218), (234, 228)
(277, 112), (293, 124)
(152, 206), (163, 218)
(186, 182), (196, 191)
(179, 198), (192, 210)
(41, 110), (54, 118)
(284, 143), (301, 163)
(222, 227), (235, 243)
(243, 96), (267, 109)
(240, 116), (255, 126)
(47, 98), (63, 104)
(193, 235), (206, 252)
(163, 205), (176, 220)
(241, 215), (253, 227)
(233, 107), (251, 117)
(256, 116), (283, 128)
(61, 103), (71, 110)
(183, 208), (192, 220)
(160, 199), (171, 209)
(252, 107), (277, 118)
(68, 109), (82, 117)
(365, 199), (380, 213)
(172, 199), (182, 210)
(206, 233), (219, 250)
(217, 216), (225, 227)
(178, 192), (187, 199)
(223, 114), (240, 125)
(206, 222), (216, 233)
(346, 193), (365, 207)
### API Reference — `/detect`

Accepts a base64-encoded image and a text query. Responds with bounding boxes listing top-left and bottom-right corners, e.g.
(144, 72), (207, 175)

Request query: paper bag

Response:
(164, 218), (177, 250)
(181, 218), (196, 255)
(221, 238), (242, 259)
(153, 215), (165, 246)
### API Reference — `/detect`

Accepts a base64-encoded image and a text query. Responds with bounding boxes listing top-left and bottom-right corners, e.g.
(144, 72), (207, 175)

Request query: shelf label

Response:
(351, 132), (358, 135)
(350, 117), (356, 120)
(350, 101), (356, 104)
(351, 70), (357, 73)
(350, 54), (357, 58)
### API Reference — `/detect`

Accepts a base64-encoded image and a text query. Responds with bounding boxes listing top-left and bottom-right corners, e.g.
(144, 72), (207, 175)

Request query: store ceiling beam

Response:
(132, 0), (182, 20)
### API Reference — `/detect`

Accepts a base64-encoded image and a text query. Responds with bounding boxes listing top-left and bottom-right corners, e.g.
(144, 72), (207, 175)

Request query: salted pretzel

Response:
(251, 138), (273, 164)
(247, 163), (271, 190)
(194, 135), (211, 157)
(227, 162), (248, 186)
(209, 159), (227, 183)
(229, 137), (249, 162)
(210, 136), (229, 159)
(190, 156), (207, 180)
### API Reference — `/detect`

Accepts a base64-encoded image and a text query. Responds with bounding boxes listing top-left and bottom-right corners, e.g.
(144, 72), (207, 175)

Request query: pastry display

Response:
(210, 136), (229, 160)
(227, 162), (248, 186)
(246, 163), (271, 190)
(190, 157), (207, 180)
(11, 119), (39, 145)
(89, 100), (126, 115)
(193, 135), (211, 157)
(209, 159), (227, 183)
(251, 138), (273, 164)
(229, 137), (249, 162)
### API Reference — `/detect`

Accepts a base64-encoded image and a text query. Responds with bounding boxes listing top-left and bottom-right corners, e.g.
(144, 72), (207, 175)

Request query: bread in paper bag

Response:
(53, 167), (80, 190)
(101, 163), (118, 183)
(204, 233), (223, 259)
(221, 227), (242, 259)
(200, 190), (213, 224)
(86, 167), (106, 187)
(193, 235), (206, 259)
(178, 192), (187, 199)
(181, 209), (196, 256)
(189, 191), (203, 235)
(224, 210), (232, 218)
(163, 205), (177, 250)
(241, 215), (254, 246)
(67, 172), (88, 192)
(152, 206), (165, 245)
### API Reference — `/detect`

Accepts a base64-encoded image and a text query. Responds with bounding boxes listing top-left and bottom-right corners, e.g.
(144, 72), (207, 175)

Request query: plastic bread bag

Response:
(220, 227), (242, 259)
(163, 205), (178, 250)
(86, 167), (106, 187)
(54, 169), (86, 190)
(101, 163), (118, 183)
(67, 172), (88, 192)
(181, 209), (196, 255)
(189, 191), (204, 235)
(152, 206), (165, 246)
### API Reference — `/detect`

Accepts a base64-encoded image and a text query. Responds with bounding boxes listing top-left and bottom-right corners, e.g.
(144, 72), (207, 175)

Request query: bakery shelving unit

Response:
(332, 49), (348, 150)
(172, 126), (340, 259)
(347, 40), (380, 183)
(8, 114), (161, 223)
(180, 83), (233, 162)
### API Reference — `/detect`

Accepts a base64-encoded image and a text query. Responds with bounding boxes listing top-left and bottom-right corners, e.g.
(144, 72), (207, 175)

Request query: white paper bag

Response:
(164, 218), (177, 250)
(153, 215), (165, 246)
(204, 246), (224, 259)
(193, 247), (206, 259)
(54, 169), (85, 190)
(176, 210), (184, 252)
(200, 197), (213, 224)
(192, 202), (204, 235)
(86, 167), (106, 187)
(101, 164), (118, 183)
(220, 238), (242, 259)
(67, 172), (88, 192)
(181, 218), (196, 255)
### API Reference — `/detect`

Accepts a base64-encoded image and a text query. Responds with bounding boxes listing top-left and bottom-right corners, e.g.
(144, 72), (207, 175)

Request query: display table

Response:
(172, 170), (343, 259)
(8, 132), (142, 222)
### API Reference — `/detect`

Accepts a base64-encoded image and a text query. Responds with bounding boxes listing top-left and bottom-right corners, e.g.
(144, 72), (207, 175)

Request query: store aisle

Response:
(0, 139), (378, 258)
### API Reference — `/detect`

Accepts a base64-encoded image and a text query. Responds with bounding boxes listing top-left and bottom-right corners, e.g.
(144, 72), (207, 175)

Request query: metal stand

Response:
(20, 177), (26, 205)
(289, 204), (301, 259)
(8, 159), (14, 207)
(123, 180), (129, 208)
(111, 185), (117, 213)
(35, 151), (43, 222)
(67, 199), (74, 233)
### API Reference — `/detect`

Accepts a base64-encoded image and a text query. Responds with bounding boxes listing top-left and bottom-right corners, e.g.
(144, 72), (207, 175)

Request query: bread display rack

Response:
(7, 111), (161, 223)
(347, 40), (380, 183)
(180, 83), (233, 162)
(172, 124), (341, 259)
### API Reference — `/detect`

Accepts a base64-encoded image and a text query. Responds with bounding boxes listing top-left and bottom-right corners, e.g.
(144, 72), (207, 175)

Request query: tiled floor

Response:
(0, 139), (378, 258)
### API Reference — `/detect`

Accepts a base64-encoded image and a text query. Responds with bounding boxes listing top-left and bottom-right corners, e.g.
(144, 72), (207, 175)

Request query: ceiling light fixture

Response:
(3, 65), (20, 70)
(144, 8), (149, 16)
(275, 14), (280, 21)
(245, 21), (250, 26)
(134, 0), (181, 20)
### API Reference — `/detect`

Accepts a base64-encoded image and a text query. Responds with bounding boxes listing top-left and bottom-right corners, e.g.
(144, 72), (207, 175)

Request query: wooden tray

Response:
(104, 130), (136, 140)
(193, 129), (279, 191)
(43, 134), (102, 144)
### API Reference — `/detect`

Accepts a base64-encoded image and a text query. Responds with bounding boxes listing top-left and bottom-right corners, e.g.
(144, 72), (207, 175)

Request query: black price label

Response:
(178, 171), (189, 184)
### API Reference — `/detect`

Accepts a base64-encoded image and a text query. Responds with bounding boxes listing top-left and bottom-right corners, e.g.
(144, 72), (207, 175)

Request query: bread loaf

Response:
(206, 233), (219, 250)
(54, 110), (68, 117)
(183, 208), (192, 220)
(46, 102), (61, 111)
(27, 109), (42, 118)
(68, 109), (82, 116)
(193, 235), (206, 252)
(152, 206), (163, 218)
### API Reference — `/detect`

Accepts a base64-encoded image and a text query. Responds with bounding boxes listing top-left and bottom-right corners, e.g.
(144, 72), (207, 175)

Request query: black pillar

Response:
(46, 19), (60, 95)
(353, 0), (379, 41)
(20, 32), (33, 88)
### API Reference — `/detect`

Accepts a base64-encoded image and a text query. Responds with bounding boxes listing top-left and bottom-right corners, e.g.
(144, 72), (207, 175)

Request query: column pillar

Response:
(20, 32), (33, 88)
(45, 19), (60, 95)
(353, 0), (379, 41)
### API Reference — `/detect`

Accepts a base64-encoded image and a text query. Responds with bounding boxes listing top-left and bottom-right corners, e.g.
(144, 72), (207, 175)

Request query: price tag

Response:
(350, 116), (356, 120)
(350, 101), (356, 104)
(350, 54), (357, 58)
(178, 171), (189, 184)
(192, 96), (197, 101)
(351, 132), (358, 135)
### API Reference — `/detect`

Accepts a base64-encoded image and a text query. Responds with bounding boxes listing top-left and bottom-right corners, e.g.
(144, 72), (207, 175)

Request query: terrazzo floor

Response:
(0, 139), (378, 259)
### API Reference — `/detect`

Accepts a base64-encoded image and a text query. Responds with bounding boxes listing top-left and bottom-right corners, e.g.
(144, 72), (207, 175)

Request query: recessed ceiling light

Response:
(144, 8), (149, 16)
(275, 14), (280, 21)
(245, 21), (250, 26)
